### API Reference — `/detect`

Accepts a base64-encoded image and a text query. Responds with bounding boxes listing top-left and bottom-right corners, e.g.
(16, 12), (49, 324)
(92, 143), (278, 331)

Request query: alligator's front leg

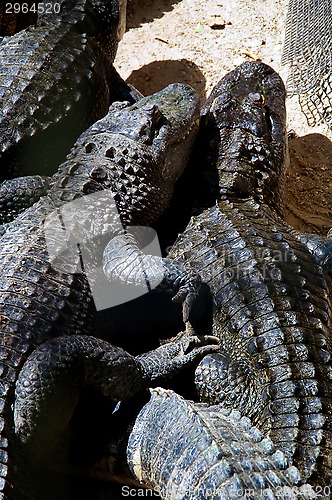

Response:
(102, 231), (207, 329)
(14, 334), (219, 467)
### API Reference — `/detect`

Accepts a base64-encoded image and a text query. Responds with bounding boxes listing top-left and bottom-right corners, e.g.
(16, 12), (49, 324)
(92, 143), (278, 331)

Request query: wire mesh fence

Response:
(281, 0), (332, 128)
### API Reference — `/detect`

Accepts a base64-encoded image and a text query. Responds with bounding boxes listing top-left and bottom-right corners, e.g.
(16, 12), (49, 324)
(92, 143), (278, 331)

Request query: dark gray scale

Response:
(0, 175), (52, 224)
(0, 84), (200, 498)
(0, 0), (136, 180)
(104, 61), (332, 488)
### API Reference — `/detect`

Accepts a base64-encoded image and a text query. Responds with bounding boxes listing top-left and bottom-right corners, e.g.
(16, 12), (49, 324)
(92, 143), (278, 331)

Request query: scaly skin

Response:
(0, 0), (132, 180)
(14, 336), (218, 468)
(104, 62), (332, 492)
(0, 176), (52, 224)
(168, 62), (332, 486)
(0, 84), (199, 498)
(126, 388), (315, 499)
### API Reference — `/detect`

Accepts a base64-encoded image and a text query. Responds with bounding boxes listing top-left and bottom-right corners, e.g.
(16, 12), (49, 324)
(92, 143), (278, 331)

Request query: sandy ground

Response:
(114, 0), (332, 235)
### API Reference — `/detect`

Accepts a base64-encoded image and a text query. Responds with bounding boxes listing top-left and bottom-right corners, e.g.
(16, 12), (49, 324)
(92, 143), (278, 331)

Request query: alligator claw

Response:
(177, 334), (220, 363)
(171, 271), (203, 323)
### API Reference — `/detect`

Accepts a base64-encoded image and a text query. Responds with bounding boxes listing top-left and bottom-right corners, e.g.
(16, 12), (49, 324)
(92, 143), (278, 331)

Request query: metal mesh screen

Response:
(281, 0), (332, 128)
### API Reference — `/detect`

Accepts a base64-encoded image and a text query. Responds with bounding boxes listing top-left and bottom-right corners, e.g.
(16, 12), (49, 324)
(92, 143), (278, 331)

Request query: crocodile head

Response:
(200, 61), (287, 214)
(53, 83), (200, 224)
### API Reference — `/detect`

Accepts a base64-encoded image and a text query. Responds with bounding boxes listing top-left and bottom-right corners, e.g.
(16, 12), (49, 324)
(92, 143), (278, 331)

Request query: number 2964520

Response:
(5, 3), (61, 15)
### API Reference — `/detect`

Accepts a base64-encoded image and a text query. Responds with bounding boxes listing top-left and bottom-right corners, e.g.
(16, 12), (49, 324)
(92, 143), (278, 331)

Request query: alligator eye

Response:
(110, 101), (131, 110)
(211, 92), (232, 111)
(248, 92), (265, 105)
(142, 104), (163, 122)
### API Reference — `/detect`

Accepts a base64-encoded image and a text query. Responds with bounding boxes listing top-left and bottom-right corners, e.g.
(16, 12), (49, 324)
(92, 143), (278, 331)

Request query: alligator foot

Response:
(164, 260), (204, 323)
(137, 332), (220, 383)
(103, 232), (209, 327)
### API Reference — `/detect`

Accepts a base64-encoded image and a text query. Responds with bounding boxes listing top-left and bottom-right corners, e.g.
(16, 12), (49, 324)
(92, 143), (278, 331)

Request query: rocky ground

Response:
(115, 0), (332, 235)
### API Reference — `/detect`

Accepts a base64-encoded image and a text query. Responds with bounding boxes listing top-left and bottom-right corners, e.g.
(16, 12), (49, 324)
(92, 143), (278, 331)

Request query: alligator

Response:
(15, 336), (218, 497)
(0, 83), (204, 498)
(103, 61), (332, 495)
(0, 0), (137, 181)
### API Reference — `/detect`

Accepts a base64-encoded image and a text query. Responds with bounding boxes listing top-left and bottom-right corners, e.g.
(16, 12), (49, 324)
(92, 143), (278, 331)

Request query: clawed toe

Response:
(179, 334), (220, 358)
(171, 273), (203, 323)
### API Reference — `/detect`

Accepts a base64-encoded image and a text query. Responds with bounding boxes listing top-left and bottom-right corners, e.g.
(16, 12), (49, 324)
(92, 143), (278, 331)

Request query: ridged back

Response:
(169, 198), (332, 483)
(128, 388), (315, 499)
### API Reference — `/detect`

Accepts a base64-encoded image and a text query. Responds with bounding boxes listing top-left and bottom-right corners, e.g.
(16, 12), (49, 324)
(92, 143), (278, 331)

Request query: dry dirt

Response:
(115, 0), (332, 235)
